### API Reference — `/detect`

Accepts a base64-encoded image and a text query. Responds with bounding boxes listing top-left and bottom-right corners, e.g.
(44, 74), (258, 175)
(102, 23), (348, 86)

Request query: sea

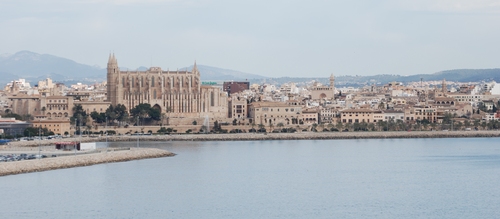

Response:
(1, 137), (499, 219)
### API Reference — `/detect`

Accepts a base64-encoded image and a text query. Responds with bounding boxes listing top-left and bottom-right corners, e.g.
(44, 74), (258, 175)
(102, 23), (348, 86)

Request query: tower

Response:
(329, 73), (335, 95)
(441, 78), (447, 95)
(107, 53), (119, 105)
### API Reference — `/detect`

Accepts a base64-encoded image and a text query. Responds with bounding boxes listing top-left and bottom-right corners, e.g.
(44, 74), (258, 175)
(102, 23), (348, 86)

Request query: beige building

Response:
(78, 101), (112, 115)
(340, 109), (374, 124)
(229, 96), (247, 119)
(249, 102), (302, 126)
(310, 74), (335, 100)
(9, 95), (74, 119)
(32, 119), (71, 135)
(106, 54), (228, 119)
(301, 108), (319, 124)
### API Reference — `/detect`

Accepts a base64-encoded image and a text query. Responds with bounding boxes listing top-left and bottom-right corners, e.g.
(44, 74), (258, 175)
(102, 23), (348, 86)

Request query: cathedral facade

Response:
(106, 54), (228, 119)
(310, 74), (336, 100)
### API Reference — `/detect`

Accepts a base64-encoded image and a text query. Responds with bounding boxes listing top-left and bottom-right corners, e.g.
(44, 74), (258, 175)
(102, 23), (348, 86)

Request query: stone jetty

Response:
(0, 148), (175, 177)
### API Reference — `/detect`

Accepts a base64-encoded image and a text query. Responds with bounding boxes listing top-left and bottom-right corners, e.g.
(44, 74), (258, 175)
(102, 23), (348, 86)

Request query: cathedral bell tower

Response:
(107, 53), (119, 105)
(329, 73), (335, 95)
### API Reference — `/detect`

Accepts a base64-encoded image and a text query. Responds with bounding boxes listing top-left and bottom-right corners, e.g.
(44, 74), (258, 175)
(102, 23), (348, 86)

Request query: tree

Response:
(473, 119), (481, 128)
(130, 103), (161, 125)
(311, 123), (318, 132)
(71, 104), (88, 126)
(318, 123), (325, 132)
(442, 112), (453, 124)
(430, 122), (437, 131)
(367, 123), (375, 131)
(90, 111), (106, 124)
(336, 121), (343, 131)
(481, 121), (487, 130)
(192, 120), (198, 125)
(464, 120), (471, 129)
(213, 121), (222, 133)
(455, 121), (463, 131)
(23, 127), (39, 137)
(376, 120), (385, 131)
(277, 122), (284, 131)
(257, 123), (266, 132)
(3, 113), (22, 121)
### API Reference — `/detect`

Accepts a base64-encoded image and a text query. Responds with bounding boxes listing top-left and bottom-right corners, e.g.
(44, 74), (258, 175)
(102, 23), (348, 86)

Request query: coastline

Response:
(3, 130), (500, 148)
(0, 148), (175, 177)
(1, 130), (498, 176)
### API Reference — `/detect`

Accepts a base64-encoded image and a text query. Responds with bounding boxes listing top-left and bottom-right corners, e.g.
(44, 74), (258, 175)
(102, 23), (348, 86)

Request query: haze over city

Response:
(1, 0), (500, 77)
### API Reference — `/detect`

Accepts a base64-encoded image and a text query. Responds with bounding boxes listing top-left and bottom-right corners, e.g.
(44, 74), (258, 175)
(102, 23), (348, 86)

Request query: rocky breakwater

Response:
(101, 130), (500, 142)
(0, 148), (175, 177)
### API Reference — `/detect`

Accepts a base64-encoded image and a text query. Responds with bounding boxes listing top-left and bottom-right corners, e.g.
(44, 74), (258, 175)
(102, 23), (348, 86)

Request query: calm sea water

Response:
(1, 138), (500, 218)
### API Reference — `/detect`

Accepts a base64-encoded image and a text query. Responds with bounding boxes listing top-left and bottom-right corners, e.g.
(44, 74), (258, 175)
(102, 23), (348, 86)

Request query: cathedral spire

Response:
(193, 60), (198, 73)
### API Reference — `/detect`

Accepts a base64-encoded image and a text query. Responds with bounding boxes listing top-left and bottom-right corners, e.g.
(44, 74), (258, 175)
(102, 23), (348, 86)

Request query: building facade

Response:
(223, 81), (250, 95)
(106, 54), (228, 119)
(310, 74), (335, 100)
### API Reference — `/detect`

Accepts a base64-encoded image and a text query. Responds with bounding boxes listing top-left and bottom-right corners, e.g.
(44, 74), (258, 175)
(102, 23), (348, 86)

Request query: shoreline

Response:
(3, 130), (500, 148)
(0, 148), (175, 177)
(1, 131), (498, 177)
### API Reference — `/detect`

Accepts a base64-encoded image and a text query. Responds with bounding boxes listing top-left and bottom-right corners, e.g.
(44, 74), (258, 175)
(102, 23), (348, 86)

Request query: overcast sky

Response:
(1, 0), (500, 77)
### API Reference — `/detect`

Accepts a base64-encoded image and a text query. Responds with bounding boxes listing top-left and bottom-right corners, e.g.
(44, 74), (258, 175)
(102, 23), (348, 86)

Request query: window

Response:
(210, 92), (214, 107)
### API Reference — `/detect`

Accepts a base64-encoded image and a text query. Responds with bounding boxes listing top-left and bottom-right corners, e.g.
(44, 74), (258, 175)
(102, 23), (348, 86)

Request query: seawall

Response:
(0, 148), (175, 177)
(5, 130), (500, 148)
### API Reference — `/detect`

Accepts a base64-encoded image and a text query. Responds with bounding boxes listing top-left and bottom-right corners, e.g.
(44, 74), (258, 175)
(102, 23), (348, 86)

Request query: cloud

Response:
(391, 0), (500, 13)
(78, 0), (179, 5)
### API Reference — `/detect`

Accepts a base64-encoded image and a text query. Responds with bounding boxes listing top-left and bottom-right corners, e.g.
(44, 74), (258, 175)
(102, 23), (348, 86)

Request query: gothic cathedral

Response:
(106, 54), (228, 119)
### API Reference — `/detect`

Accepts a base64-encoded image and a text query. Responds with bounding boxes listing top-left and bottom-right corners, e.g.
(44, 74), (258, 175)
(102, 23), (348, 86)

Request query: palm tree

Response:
(473, 119), (480, 129)
(318, 123), (325, 132)
(277, 122), (284, 132)
(430, 122), (437, 131)
(464, 120), (471, 129)
(481, 121), (487, 130)
(327, 123), (334, 131)
(336, 121), (343, 131)
(311, 123), (318, 132)
(376, 120), (385, 131)
(41, 107), (46, 116)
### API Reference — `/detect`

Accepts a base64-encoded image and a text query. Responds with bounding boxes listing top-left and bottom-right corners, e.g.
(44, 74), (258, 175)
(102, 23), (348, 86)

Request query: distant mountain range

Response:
(0, 51), (105, 85)
(0, 51), (499, 87)
(0, 51), (266, 86)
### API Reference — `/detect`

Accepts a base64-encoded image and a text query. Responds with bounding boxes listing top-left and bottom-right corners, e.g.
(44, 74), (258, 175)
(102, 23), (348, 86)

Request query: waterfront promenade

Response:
(5, 130), (500, 148)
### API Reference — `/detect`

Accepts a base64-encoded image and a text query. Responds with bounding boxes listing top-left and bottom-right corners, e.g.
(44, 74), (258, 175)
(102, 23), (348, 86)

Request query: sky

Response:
(1, 0), (500, 77)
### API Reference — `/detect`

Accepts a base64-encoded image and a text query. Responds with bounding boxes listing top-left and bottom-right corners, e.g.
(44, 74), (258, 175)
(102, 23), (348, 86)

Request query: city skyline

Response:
(1, 0), (500, 77)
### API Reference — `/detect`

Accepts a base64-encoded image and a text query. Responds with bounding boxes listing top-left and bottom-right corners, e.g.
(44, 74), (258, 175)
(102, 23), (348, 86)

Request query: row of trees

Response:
(84, 103), (161, 127)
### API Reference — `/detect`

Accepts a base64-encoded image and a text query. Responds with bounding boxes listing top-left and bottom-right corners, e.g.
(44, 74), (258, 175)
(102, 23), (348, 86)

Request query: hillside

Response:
(0, 51), (105, 85)
(0, 51), (266, 85)
(0, 51), (499, 86)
